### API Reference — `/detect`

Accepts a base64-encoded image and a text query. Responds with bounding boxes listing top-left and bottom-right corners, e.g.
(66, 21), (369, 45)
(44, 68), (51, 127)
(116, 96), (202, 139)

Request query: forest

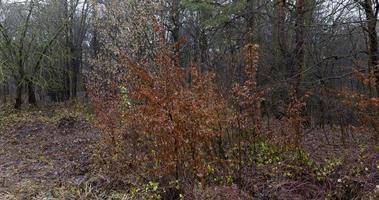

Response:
(0, 0), (379, 199)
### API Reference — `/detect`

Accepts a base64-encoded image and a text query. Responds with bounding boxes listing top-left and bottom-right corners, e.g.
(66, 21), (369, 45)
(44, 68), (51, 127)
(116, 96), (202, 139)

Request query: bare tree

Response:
(356, 0), (379, 95)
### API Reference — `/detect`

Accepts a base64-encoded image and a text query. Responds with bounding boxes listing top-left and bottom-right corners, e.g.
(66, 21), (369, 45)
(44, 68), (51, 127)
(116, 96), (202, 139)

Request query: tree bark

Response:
(15, 64), (24, 109)
(277, 0), (287, 57)
(294, 0), (305, 95)
(171, 0), (181, 60)
(246, 0), (256, 43)
(15, 83), (22, 109)
(2, 85), (4, 104)
(27, 79), (37, 106)
(64, 0), (72, 100)
(359, 0), (379, 95)
(71, 50), (81, 98)
(199, 30), (208, 64)
(1, 84), (6, 104)
(14, 0), (33, 109)
(276, 0), (289, 79)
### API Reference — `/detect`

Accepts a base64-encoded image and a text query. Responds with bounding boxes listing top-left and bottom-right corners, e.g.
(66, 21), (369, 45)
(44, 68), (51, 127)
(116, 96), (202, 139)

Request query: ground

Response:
(0, 105), (98, 200)
(0, 105), (378, 199)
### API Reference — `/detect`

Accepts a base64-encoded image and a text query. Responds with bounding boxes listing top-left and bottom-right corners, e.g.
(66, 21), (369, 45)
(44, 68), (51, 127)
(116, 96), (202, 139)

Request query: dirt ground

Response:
(0, 109), (378, 199)
(0, 118), (98, 200)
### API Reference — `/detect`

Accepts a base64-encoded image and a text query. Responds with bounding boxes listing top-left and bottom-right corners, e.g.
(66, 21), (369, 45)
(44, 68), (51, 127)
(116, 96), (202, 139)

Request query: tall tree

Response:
(63, 0), (88, 99)
(246, 0), (256, 43)
(170, 0), (181, 60)
(294, 0), (305, 95)
(356, 0), (379, 95)
(0, 0), (82, 108)
(277, 0), (287, 58)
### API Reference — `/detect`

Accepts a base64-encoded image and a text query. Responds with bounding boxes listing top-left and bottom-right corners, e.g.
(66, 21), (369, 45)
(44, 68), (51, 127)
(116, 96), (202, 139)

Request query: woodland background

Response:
(0, 0), (379, 199)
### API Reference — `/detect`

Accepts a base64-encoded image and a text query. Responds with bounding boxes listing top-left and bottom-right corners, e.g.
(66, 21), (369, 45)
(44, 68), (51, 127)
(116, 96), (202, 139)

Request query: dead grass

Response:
(0, 103), (98, 200)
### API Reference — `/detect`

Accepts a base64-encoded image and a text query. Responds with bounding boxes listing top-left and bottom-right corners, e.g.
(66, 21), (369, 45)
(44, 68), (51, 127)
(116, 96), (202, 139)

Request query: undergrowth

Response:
(0, 101), (93, 128)
(86, 39), (379, 199)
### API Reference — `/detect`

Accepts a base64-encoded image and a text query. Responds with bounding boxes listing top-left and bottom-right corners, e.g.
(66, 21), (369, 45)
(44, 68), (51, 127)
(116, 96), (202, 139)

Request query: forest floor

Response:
(0, 104), (98, 200)
(0, 104), (378, 199)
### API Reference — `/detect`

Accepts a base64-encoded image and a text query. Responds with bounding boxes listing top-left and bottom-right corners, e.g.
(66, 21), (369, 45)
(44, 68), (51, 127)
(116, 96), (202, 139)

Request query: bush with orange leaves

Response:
(329, 69), (379, 144)
(100, 46), (229, 184)
(232, 44), (263, 138)
(337, 89), (379, 144)
(88, 41), (266, 183)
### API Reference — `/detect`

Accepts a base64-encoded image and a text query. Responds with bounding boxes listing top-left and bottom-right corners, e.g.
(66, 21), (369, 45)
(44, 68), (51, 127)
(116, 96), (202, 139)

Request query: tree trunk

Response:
(360, 0), (379, 95)
(294, 0), (305, 95)
(171, 0), (181, 60)
(291, 0), (305, 147)
(199, 30), (208, 64)
(64, 69), (71, 100)
(277, 0), (287, 57)
(15, 83), (22, 109)
(1, 83), (6, 104)
(246, 0), (255, 43)
(27, 80), (37, 106)
(276, 0), (289, 79)
(71, 51), (81, 98)
(15, 62), (25, 109)
(64, 0), (72, 100)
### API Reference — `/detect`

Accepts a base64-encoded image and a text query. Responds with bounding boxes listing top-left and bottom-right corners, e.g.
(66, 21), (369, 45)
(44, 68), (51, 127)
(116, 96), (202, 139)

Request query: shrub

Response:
(122, 46), (229, 182)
